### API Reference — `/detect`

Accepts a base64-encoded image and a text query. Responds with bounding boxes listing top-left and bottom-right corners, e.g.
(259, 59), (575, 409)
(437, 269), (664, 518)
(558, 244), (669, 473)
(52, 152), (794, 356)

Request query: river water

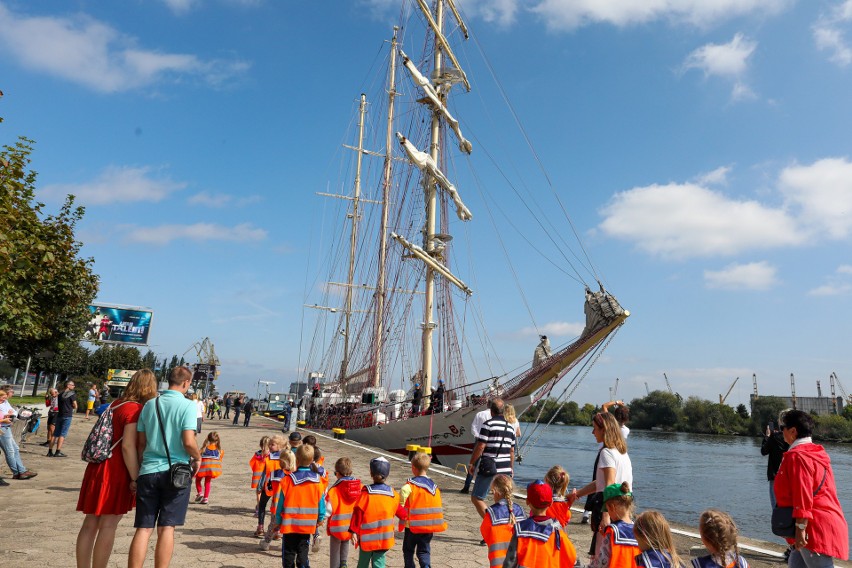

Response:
(514, 424), (852, 545)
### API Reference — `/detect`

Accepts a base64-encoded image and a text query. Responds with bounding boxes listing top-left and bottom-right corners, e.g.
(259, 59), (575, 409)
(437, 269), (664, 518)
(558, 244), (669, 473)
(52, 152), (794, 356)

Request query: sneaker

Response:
(53, 451), (67, 458)
(47, 450), (54, 457)
(311, 534), (322, 552)
(479, 539), (486, 546)
(580, 513), (590, 525)
(13, 471), (37, 480)
(39, 441), (50, 447)
(0, 478), (9, 487)
(254, 526), (264, 538)
(201, 498), (209, 505)
(459, 487), (470, 494)
(259, 538), (271, 551)
(195, 494), (203, 503)
(784, 547), (793, 561)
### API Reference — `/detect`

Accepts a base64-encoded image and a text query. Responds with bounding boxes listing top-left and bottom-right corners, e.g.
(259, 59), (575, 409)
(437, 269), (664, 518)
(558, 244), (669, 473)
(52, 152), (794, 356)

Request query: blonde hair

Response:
(634, 511), (683, 568)
(203, 431), (221, 450)
(503, 404), (517, 423)
(295, 444), (314, 467)
(122, 369), (158, 404)
(279, 447), (296, 471)
(545, 465), (569, 497)
(411, 452), (431, 473)
(491, 474), (518, 526)
(258, 435), (271, 452)
(594, 412), (627, 453)
(699, 509), (740, 564)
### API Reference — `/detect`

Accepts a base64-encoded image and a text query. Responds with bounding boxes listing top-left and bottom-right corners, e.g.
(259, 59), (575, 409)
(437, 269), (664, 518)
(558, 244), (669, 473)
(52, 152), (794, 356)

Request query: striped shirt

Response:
(477, 417), (516, 475)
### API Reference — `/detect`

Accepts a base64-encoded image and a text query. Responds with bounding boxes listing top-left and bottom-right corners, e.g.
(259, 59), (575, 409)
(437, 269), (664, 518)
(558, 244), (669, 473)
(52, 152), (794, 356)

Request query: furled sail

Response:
(396, 133), (472, 221)
(400, 50), (472, 154)
(390, 232), (473, 295)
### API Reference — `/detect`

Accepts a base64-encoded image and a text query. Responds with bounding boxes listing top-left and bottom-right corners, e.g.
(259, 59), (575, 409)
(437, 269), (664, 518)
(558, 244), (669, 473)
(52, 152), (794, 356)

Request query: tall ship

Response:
(300, 0), (629, 470)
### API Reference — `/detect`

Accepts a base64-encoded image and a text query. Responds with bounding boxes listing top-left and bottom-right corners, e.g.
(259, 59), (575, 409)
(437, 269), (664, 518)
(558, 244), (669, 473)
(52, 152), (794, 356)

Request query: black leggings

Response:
(258, 491), (271, 526)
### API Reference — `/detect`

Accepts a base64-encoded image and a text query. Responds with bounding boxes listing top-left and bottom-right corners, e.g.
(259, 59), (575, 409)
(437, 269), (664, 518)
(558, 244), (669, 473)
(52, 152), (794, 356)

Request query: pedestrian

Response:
(459, 404), (492, 494)
(324, 457), (361, 568)
(411, 383), (422, 416)
(282, 398), (292, 430)
(633, 510), (683, 568)
(273, 444), (325, 567)
(250, 435), (272, 518)
(195, 431), (224, 505)
(432, 379), (445, 413)
(86, 383), (97, 420)
(256, 435), (285, 538)
(502, 480), (577, 568)
(761, 412), (789, 510)
(350, 457), (404, 568)
(589, 482), (639, 568)
(233, 395), (243, 425)
(191, 393), (204, 433)
(603, 400), (630, 439)
(76, 369), (158, 568)
(224, 394), (232, 419)
(468, 398), (516, 519)
(99, 384), (110, 405)
(243, 398), (254, 427)
(400, 452), (447, 568)
(41, 387), (59, 448)
(545, 465), (574, 530)
(0, 385), (38, 480)
(127, 366), (202, 568)
(693, 510), (748, 568)
(480, 474), (525, 568)
(49, 379), (78, 457)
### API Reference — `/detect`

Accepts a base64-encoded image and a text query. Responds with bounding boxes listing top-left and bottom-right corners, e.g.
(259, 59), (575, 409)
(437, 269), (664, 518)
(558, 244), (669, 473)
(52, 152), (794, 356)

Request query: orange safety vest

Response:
(196, 445), (223, 479)
(604, 520), (640, 568)
(513, 517), (577, 568)
(326, 477), (361, 540)
(278, 470), (323, 535)
(249, 450), (267, 489)
(546, 497), (571, 528)
(404, 476), (446, 534)
(354, 484), (398, 551)
(481, 500), (526, 568)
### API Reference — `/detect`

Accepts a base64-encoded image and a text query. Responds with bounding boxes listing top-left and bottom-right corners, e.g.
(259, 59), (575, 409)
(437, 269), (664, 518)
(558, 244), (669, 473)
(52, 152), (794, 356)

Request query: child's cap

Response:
(289, 432), (302, 442)
(370, 457), (391, 478)
(603, 483), (632, 503)
(526, 480), (553, 509)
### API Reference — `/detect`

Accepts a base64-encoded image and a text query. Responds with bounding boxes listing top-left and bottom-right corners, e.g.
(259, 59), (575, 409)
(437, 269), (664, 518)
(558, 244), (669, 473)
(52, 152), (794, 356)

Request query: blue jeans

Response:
(403, 529), (432, 568)
(0, 426), (26, 475)
(789, 548), (836, 568)
(769, 479), (777, 509)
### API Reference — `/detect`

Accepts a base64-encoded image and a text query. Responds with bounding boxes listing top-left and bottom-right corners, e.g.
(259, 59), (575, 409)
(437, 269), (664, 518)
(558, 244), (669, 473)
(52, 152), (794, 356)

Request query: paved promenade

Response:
(2, 415), (845, 567)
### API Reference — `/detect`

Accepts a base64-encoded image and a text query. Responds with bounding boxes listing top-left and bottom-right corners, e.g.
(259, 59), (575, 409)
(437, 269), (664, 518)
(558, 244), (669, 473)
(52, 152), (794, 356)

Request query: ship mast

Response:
(340, 93), (368, 381)
(421, 0), (445, 399)
(372, 28), (399, 388)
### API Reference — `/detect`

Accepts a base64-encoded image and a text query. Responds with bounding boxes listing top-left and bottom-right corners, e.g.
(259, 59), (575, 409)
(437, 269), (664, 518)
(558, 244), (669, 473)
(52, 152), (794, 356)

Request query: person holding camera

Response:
(128, 366), (202, 568)
(762, 412), (790, 511)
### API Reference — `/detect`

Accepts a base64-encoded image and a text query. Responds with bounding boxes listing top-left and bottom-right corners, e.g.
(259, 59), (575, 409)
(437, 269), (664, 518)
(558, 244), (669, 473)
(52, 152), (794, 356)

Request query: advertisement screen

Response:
(84, 304), (153, 346)
(106, 369), (137, 387)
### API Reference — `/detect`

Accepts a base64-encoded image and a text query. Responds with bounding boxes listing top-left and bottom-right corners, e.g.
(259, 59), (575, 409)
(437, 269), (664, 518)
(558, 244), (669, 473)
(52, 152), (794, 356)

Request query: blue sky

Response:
(2, 0), (852, 406)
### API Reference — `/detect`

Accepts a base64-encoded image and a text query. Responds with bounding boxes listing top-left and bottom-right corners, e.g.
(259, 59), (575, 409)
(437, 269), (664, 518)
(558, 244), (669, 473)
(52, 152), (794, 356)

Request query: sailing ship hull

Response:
(338, 395), (532, 472)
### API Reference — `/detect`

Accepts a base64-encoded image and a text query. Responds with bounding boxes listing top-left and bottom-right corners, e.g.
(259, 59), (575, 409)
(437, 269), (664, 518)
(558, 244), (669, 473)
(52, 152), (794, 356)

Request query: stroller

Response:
(17, 407), (41, 443)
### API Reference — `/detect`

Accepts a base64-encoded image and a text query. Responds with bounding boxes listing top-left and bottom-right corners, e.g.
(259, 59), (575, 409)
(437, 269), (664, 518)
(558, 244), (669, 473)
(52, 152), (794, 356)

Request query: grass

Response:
(9, 396), (44, 406)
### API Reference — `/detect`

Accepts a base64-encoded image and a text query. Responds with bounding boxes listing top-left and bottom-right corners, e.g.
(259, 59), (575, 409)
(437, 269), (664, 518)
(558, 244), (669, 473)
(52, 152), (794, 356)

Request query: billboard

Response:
(106, 369), (137, 388)
(84, 304), (153, 346)
(192, 363), (217, 394)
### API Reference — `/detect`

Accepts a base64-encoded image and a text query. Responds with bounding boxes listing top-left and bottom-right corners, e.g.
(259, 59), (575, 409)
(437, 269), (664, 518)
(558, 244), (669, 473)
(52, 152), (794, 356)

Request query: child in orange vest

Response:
(503, 480), (576, 568)
(269, 444), (325, 567)
(324, 457), (362, 568)
(256, 434), (286, 538)
(633, 510), (684, 568)
(350, 457), (407, 568)
(400, 452), (446, 568)
(590, 482), (640, 568)
(545, 465), (575, 530)
(480, 474), (526, 568)
(250, 435), (271, 516)
(693, 509), (748, 568)
(195, 431), (223, 505)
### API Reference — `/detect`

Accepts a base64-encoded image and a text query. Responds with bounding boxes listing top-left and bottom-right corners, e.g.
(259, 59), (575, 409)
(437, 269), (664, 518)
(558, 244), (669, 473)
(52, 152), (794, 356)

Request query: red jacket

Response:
(773, 441), (848, 560)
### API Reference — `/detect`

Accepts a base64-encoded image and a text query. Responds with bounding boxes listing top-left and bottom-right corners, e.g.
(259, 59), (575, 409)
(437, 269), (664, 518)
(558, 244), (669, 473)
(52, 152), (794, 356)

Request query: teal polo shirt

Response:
(137, 390), (197, 476)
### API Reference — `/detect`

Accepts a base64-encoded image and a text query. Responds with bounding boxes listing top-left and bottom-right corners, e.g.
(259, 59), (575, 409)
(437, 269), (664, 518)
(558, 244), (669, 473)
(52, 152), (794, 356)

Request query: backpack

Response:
(80, 401), (133, 463)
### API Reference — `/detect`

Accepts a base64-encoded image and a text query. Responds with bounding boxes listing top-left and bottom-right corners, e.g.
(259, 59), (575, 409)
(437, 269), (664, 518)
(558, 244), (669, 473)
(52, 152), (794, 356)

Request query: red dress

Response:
(76, 400), (143, 515)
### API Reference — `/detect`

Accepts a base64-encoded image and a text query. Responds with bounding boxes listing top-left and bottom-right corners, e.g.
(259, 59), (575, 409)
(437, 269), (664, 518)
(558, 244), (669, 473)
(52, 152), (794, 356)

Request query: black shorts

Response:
(134, 471), (192, 528)
(47, 412), (59, 427)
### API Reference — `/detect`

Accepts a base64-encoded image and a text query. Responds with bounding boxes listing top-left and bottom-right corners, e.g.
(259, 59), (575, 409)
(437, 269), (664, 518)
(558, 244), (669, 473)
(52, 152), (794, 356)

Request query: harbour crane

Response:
(645, 382), (650, 395)
(752, 373), (758, 399)
(183, 337), (220, 395)
(663, 372), (673, 394)
(609, 377), (620, 401)
(831, 372), (852, 405)
(719, 376), (739, 405)
(791, 373), (797, 410)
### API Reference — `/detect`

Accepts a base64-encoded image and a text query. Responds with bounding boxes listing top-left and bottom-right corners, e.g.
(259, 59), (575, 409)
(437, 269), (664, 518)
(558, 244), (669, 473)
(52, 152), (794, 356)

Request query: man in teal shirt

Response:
(129, 366), (202, 568)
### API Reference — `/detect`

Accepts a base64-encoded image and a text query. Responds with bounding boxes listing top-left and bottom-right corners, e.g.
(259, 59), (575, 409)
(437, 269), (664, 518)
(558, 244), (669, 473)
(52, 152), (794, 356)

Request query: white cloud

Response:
(40, 166), (185, 205)
(682, 33), (757, 100)
(188, 191), (262, 208)
(704, 261), (777, 290)
(530, 0), (789, 31)
(124, 222), (267, 245)
(808, 264), (852, 296)
(162, 0), (197, 15)
(778, 158), (852, 240)
(518, 321), (585, 338)
(694, 165), (732, 186)
(599, 182), (802, 259)
(0, 2), (250, 93)
(814, 0), (852, 67)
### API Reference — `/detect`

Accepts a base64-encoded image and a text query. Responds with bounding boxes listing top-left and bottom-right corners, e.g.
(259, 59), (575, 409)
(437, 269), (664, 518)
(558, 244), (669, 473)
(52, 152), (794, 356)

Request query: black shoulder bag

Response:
(155, 397), (194, 490)
(771, 466), (827, 537)
(477, 419), (507, 477)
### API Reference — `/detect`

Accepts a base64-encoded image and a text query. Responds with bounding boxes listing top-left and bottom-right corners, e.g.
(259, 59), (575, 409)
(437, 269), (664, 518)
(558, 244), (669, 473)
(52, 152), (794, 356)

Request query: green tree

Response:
(842, 404), (852, 421)
(736, 403), (750, 421)
(749, 396), (789, 435)
(87, 345), (143, 379)
(629, 390), (683, 430)
(813, 414), (852, 442)
(0, 133), (98, 384)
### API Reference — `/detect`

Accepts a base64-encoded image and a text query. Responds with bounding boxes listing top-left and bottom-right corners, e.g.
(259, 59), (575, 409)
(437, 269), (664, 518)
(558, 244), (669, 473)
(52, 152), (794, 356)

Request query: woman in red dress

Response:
(76, 369), (158, 568)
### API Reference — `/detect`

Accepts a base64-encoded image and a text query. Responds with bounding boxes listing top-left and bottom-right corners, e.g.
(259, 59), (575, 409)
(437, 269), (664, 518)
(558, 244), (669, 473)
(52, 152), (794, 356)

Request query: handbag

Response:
(771, 467), (827, 537)
(477, 418), (508, 477)
(155, 397), (194, 490)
